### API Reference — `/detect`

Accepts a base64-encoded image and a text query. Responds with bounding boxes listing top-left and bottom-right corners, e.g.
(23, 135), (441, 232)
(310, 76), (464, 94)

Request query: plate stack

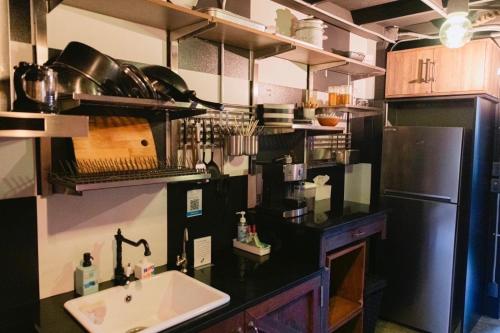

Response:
(257, 104), (295, 127)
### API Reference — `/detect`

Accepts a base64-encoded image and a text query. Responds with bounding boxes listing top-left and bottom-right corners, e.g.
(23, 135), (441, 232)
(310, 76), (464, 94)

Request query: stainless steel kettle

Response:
(14, 61), (58, 113)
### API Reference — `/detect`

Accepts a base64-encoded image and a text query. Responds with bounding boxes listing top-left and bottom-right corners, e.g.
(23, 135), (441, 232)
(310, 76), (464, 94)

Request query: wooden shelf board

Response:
(61, 0), (210, 31)
(197, 17), (289, 51)
(59, 0), (385, 78)
(328, 296), (363, 332)
(200, 20), (385, 78)
(270, 0), (394, 43)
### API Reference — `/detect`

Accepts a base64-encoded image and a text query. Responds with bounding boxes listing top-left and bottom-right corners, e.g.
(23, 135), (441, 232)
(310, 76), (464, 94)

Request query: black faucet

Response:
(114, 228), (151, 286)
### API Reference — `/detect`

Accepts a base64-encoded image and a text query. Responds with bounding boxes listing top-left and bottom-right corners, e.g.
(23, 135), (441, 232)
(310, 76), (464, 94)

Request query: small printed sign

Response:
(194, 236), (212, 268)
(186, 189), (202, 218)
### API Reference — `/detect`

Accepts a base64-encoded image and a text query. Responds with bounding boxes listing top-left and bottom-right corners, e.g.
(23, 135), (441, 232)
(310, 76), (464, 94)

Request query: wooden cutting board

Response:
(72, 116), (157, 164)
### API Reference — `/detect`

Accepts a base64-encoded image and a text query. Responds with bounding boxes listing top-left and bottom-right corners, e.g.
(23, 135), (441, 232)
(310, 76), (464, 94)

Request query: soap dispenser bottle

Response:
(236, 211), (248, 242)
(75, 252), (98, 296)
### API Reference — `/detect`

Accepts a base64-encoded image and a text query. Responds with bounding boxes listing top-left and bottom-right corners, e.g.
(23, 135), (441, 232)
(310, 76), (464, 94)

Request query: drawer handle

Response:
(234, 327), (243, 333)
(248, 321), (259, 332)
(352, 230), (366, 238)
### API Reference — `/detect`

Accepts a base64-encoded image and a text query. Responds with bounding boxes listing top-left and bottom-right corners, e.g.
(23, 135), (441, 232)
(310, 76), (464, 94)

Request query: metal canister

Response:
(243, 136), (259, 155)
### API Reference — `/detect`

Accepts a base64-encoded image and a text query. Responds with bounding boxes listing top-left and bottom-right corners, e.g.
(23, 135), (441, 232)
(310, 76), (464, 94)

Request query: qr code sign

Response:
(186, 189), (202, 217)
(189, 198), (200, 211)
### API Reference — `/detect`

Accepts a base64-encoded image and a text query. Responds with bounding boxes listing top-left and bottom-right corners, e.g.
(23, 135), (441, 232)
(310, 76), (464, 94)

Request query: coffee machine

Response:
(260, 155), (308, 218)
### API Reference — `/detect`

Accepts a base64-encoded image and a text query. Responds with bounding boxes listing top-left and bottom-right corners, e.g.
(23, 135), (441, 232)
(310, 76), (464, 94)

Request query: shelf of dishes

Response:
(269, 0), (395, 43)
(0, 111), (88, 138)
(53, 0), (385, 79)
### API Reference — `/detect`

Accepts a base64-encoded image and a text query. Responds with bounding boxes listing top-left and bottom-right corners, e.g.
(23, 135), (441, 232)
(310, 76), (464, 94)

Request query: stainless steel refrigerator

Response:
(380, 126), (466, 333)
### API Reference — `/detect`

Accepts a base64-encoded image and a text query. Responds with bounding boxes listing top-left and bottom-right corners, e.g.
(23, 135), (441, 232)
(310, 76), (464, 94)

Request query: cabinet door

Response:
(385, 48), (434, 97)
(245, 275), (323, 333)
(432, 39), (489, 95)
(198, 313), (245, 333)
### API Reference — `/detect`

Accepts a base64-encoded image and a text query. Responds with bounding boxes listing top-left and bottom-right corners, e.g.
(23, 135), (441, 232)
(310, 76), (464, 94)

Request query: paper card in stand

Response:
(194, 236), (211, 268)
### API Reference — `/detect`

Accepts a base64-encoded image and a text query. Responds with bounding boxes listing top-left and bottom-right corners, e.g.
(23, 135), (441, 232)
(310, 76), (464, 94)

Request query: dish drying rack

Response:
(49, 157), (210, 194)
(308, 133), (352, 168)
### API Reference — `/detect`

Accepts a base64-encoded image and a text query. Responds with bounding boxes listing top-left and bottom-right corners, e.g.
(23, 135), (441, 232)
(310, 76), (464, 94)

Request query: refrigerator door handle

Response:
(384, 189), (454, 203)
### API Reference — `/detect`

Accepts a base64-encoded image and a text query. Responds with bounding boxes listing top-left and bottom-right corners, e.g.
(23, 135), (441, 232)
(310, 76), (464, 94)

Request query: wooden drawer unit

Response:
(198, 313), (245, 333)
(326, 242), (366, 333)
(322, 215), (386, 255)
(200, 273), (323, 333)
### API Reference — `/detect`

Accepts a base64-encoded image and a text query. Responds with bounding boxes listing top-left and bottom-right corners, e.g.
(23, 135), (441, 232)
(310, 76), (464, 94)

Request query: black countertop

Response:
(14, 204), (386, 333)
(298, 201), (387, 233)
(252, 201), (387, 235)
(36, 248), (321, 333)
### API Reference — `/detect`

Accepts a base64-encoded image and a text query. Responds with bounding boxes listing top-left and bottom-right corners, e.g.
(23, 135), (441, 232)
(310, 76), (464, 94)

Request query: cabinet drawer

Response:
(324, 217), (385, 252)
(198, 313), (245, 333)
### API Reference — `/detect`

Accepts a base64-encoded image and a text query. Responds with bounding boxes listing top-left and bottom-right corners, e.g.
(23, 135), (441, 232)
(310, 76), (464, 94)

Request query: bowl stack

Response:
(257, 104), (295, 127)
(294, 18), (327, 48)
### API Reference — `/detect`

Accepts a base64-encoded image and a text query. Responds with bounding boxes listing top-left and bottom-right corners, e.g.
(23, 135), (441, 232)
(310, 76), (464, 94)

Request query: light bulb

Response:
(440, 12), (473, 48)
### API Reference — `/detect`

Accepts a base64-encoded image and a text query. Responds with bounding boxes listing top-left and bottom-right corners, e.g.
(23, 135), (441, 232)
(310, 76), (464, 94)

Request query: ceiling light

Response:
(440, 0), (473, 48)
(440, 13), (473, 48)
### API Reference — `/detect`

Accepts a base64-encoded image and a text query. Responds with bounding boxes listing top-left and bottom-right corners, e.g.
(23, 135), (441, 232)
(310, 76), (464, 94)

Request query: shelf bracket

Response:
(170, 21), (217, 42)
(47, 0), (63, 12)
(254, 44), (296, 60)
(310, 61), (348, 72)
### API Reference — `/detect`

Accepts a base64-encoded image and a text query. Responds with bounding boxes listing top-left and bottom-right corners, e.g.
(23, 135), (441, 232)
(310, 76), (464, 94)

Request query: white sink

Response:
(64, 270), (230, 333)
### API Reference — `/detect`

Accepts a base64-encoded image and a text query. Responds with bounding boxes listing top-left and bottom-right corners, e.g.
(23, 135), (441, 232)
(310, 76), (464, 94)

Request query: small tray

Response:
(199, 8), (266, 31)
(233, 239), (271, 256)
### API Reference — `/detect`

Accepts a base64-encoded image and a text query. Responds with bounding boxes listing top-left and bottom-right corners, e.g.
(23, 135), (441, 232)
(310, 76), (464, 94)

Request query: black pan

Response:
(53, 41), (127, 96)
(141, 65), (224, 111)
(53, 42), (156, 99)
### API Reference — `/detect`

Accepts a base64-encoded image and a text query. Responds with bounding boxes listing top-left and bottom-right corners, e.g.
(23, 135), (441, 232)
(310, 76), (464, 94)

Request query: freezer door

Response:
(382, 126), (464, 203)
(380, 196), (457, 333)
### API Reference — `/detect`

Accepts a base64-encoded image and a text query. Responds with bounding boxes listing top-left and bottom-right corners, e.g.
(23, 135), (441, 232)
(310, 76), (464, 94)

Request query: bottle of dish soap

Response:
(236, 211), (248, 242)
(75, 252), (98, 296)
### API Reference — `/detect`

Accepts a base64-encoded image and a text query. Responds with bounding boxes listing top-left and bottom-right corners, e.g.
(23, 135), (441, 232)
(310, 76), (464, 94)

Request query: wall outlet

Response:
(491, 178), (500, 193)
(493, 162), (500, 177)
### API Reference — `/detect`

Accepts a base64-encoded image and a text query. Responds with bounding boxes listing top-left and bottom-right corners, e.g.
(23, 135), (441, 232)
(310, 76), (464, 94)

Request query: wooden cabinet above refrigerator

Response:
(385, 39), (500, 99)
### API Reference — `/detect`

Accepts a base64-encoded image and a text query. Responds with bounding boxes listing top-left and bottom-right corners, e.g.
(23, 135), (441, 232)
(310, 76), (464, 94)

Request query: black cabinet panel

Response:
(0, 197), (38, 327)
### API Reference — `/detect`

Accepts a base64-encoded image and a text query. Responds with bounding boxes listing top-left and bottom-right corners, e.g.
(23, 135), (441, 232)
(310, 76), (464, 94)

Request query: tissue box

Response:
(315, 184), (331, 201)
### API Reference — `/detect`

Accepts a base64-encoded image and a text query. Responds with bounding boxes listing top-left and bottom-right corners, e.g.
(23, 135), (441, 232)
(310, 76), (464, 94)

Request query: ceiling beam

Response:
(419, 0), (447, 17)
(351, 0), (437, 25)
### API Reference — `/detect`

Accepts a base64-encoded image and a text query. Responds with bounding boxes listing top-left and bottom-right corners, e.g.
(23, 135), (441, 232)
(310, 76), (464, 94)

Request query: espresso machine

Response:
(260, 155), (308, 218)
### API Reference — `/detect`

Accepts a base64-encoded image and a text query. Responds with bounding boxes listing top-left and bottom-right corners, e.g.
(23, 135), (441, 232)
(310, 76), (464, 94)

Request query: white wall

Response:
(37, 185), (167, 298)
(37, 5), (169, 299)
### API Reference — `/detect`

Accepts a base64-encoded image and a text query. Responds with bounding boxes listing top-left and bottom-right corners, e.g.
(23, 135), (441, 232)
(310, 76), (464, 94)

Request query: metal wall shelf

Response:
(263, 123), (344, 136)
(58, 93), (207, 120)
(50, 168), (210, 195)
(318, 105), (383, 118)
(0, 111), (88, 138)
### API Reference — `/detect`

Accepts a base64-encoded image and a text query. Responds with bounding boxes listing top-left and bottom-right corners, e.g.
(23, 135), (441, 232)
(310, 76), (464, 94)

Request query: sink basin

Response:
(64, 270), (230, 333)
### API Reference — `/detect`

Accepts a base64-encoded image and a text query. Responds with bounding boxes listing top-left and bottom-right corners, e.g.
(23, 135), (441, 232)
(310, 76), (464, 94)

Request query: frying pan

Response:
(141, 65), (224, 111)
(53, 42), (156, 99)
(53, 41), (127, 96)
